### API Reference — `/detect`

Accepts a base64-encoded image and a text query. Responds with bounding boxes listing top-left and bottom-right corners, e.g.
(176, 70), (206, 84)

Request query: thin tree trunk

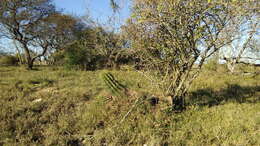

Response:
(27, 60), (34, 70)
(21, 43), (34, 70)
(13, 41), (24, 65)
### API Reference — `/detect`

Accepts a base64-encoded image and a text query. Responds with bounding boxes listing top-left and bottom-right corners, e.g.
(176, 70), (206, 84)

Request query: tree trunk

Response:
(168, 68), (196, 112)
(22, 43), (34, 70)
(27, 60), (34, 70)
(13, 41), (24, 65)
(171, 95), (186, 112)
(168, 78), (187, 112)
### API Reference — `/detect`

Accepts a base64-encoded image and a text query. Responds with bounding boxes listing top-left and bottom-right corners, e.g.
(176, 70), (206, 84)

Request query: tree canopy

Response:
(0, 0), (77, 69)
(124, 0), (258, 110)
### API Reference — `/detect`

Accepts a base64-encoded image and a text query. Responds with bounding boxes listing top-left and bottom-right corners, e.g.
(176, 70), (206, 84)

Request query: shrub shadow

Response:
(188, 84), (260, 107)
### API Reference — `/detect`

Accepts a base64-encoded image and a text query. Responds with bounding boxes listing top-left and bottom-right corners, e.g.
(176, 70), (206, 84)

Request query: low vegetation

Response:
(0, 66), (259, 145)
(0, 55), (18, 66)
(0, 0), (259, 145)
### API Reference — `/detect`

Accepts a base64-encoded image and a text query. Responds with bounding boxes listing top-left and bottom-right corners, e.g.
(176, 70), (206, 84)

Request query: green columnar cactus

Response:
(102, 72), (126, 96)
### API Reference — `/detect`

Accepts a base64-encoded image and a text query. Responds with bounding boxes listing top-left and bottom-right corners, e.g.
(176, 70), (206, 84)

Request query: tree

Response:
(94, 27), (128, 68)
(125, 0), (251, 111)
(110, 0), (120, 13)
(63, 27), (99, 70)
(0, 0), (77, 69)
(61, 24), (129, 70)
(84, 0), (130, 69)
(219, 2), (260, 73)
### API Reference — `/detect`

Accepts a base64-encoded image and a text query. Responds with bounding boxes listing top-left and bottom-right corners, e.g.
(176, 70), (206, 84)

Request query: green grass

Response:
(0, 66), (259, 145)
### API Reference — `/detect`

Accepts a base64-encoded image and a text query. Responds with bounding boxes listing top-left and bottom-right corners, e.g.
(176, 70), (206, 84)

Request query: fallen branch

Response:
(120, 96), (144, 123)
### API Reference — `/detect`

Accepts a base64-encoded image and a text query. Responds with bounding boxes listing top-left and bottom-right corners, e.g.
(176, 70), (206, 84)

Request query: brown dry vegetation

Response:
(0, 65), (259, 145)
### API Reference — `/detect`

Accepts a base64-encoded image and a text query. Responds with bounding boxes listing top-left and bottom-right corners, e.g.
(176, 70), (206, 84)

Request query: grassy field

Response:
(0, 66), (259, 145)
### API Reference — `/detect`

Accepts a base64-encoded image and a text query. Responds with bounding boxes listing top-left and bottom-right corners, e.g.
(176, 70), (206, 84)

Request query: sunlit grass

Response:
(0, 66), (259, 145)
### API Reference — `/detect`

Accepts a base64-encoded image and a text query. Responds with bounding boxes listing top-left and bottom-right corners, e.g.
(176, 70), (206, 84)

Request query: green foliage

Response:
(62, 28), (103, 70)
(59, 26), (132, 70)
(64, 47), (105, 70)
(64, 47), (89, 70)
(0, 55), (18, 66)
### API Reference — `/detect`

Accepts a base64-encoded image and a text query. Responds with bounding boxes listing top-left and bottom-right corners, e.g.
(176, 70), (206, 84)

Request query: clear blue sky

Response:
(53, 0), (131, 25)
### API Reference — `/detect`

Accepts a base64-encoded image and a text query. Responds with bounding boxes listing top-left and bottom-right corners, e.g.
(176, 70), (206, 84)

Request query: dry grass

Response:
(0, 66), (259, 145)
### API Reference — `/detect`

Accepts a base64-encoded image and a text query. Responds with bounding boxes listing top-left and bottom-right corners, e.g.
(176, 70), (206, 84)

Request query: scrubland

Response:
(0, 66), (259, 145)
